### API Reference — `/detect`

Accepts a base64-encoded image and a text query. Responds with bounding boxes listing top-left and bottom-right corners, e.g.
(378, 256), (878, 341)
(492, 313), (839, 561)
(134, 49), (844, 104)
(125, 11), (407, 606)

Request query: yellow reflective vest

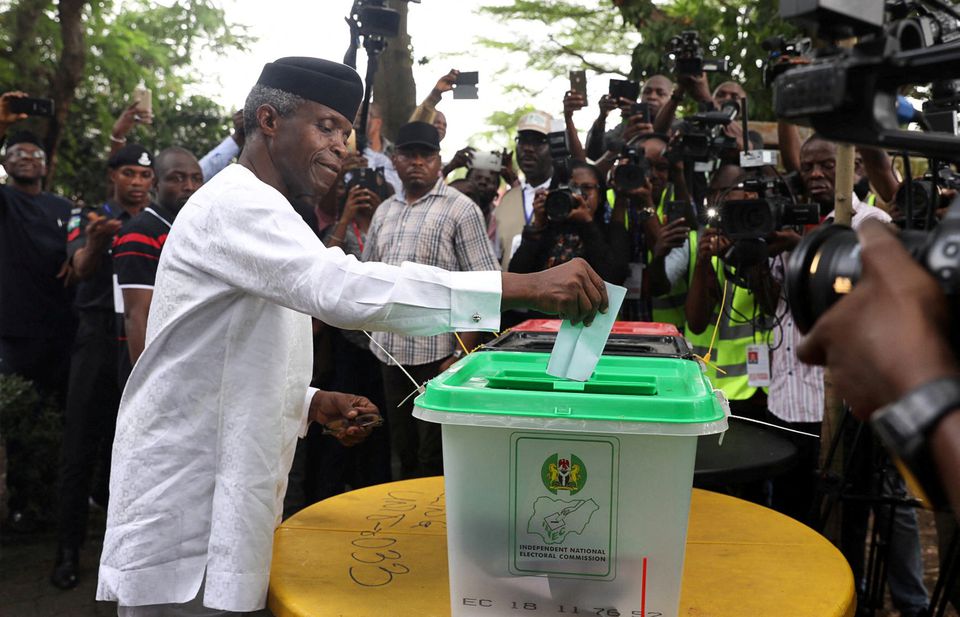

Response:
(682, 244), (772, 401)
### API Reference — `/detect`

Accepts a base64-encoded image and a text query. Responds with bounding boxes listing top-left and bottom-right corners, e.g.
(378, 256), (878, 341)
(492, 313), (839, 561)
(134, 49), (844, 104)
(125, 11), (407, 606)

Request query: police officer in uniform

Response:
(51, 144), (154, 589)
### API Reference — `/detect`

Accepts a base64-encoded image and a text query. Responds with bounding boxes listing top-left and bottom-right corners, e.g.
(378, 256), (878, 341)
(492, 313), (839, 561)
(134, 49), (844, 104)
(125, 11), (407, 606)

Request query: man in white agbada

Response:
(97, 57), (609, 616)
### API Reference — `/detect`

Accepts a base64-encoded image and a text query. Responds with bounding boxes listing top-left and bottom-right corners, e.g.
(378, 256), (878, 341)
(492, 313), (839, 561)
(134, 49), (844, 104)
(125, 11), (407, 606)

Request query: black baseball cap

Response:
(395, 122), (441, 152)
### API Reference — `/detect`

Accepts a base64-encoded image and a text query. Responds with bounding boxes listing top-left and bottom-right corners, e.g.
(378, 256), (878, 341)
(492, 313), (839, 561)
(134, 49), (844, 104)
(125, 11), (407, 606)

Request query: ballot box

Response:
(485, 319), (689, 358)
(413, 350), (728, 617)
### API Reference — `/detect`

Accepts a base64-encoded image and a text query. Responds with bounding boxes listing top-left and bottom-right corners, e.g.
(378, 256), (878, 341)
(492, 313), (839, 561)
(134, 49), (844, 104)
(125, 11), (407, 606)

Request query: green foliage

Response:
(477, 1), (636, 78)
(477, 0), (798, 122)
(0, 374), (62, 525)
(616, 0), (798, 120)
(0, 0), (253, 201)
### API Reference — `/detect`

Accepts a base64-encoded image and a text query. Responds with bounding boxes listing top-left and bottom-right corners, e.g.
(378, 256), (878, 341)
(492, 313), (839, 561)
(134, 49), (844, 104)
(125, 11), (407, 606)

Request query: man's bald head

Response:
(433, 110), (447, 142)
(713, 81), (747, 108)
(641, 74), (674, 117)
(800, 134), (838, 208)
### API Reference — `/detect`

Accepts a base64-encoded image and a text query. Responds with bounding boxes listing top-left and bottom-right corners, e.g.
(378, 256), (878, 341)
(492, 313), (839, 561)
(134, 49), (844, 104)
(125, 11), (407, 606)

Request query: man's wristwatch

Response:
(871, 376), (960, 507)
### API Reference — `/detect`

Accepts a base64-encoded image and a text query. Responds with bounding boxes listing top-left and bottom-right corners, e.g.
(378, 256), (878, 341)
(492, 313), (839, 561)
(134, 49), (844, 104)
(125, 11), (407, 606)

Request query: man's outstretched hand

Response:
(502, 258), (609, 326)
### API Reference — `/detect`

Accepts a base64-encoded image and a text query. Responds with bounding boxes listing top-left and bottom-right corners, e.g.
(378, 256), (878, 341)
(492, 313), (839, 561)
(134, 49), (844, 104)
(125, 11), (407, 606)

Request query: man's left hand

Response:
(309, 391), (379, 446)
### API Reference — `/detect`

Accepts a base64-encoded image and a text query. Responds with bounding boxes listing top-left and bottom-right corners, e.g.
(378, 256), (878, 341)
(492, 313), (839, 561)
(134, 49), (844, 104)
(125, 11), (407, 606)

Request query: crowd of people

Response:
(0, 54), (957, 617)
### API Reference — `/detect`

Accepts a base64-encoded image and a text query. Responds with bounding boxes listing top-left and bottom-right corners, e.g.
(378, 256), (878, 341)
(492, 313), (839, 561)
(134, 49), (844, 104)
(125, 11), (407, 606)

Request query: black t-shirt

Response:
(0, 184), (75, 338)
(113, 204), (173, 382)
(113, 204), (173, 291)
(66, 202), (131, 312)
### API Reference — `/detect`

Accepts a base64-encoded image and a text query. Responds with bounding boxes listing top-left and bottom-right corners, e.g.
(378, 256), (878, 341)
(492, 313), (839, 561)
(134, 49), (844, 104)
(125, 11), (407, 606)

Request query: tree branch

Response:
(547, 35), (627, 77)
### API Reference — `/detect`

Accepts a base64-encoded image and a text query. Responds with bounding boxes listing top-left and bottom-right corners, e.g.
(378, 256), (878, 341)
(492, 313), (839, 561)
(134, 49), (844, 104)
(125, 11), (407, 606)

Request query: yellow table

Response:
(269, 477), (855, 617)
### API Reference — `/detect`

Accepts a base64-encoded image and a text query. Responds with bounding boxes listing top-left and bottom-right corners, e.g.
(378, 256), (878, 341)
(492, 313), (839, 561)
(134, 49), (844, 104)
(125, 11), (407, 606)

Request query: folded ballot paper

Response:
(546, 282), (627, 382)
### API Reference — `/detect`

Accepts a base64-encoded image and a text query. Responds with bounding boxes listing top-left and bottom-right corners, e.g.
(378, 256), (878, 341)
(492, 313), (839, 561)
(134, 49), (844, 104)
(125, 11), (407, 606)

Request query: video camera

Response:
(775, 0), (960, 331)
(664, 31), (731, 75)
(772, 0), (960, 157)
(719, 177), (820, 240)
(761, 36), (813, 87)
(668, 101), (741, 163)
(894, 163), (960, 227)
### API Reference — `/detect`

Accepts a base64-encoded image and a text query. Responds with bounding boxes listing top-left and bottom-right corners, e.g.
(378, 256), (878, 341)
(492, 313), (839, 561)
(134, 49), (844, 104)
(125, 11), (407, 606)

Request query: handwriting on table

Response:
(347, 489), (445, 587)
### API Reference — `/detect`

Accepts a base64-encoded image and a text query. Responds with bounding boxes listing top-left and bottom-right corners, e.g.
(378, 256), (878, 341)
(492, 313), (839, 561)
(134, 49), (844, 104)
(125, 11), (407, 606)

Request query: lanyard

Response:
(352, 222), (364, 253)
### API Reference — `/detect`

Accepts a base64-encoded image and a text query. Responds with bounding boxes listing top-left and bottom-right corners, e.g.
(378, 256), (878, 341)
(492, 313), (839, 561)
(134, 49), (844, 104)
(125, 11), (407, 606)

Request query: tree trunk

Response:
(45, 0), (89, 189)
(372, 0), (416, 142)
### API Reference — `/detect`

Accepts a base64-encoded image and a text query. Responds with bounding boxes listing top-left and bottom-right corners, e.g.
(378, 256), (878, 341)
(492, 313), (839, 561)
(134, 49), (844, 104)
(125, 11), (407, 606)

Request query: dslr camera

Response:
(612, 144), (650, 193)
(345, 167), (388, 200)
(664, 31), (731, 76)
(544, 131), (579, 224)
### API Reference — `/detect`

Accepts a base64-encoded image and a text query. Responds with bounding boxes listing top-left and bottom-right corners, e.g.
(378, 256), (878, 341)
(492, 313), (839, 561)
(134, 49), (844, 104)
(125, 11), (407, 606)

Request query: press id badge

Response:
(746, 343), (771, 387)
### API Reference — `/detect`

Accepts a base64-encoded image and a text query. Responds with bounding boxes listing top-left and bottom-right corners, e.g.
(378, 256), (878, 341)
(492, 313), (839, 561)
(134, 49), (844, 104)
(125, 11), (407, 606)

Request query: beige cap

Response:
(517, 110), (553, 135)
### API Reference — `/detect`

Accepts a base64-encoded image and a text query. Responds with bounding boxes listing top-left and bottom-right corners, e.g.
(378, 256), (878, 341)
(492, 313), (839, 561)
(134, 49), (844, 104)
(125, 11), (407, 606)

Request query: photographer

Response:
(653, 75), (750, 151)
(508, 161), (630, 285)
(654, 165), (777, 418)
(621, 133), (686, 324)
(779, 120), (901, 207)
(494, 111), (554, 270)
(799, 135), (891, 225)
(584, 75), (671, 161)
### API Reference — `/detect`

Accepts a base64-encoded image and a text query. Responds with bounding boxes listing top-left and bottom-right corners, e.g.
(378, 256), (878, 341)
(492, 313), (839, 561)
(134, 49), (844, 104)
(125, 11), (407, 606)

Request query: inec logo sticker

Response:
(541, 453), (587, 495)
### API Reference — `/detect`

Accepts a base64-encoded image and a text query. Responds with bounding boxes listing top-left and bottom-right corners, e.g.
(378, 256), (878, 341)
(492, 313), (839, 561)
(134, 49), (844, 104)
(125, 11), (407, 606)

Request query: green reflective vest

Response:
(682, 246), (772, 401)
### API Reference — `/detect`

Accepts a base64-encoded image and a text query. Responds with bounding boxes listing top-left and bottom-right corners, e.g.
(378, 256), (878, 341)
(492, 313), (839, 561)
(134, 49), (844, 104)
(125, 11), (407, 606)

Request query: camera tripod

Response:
(814, 406), (958, 617)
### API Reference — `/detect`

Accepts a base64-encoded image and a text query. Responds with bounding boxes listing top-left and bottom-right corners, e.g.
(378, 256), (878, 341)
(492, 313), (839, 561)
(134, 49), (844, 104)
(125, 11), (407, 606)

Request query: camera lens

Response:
(720, 199), (775, 240)
(786, 225), (931, 332)
(545, 189), (574, 223)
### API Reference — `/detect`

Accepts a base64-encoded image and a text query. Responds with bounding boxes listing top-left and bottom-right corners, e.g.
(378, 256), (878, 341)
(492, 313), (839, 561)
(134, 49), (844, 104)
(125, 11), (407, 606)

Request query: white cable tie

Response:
(363, 330), (425, 406)
(397, 382), (428, 408)
(729, 414), (820, 439)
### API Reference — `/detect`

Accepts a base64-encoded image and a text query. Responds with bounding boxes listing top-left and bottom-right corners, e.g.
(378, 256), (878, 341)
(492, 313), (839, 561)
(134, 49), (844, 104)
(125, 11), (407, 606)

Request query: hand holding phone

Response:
(132, 84), (152, 124)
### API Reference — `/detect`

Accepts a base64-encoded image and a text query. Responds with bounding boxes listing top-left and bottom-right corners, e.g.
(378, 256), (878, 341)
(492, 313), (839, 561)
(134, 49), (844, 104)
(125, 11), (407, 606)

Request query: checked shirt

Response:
(363, 179), (500, 366)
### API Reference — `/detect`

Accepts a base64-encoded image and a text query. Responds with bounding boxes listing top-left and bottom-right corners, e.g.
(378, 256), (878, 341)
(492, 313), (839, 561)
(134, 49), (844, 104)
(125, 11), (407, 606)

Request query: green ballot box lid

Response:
(413, 351), (728, 436)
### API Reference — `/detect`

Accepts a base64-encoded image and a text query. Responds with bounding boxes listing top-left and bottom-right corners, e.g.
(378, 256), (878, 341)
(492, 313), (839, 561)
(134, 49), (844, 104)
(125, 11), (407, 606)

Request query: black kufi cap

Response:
(108, 143), (154, 169)
(395, 122), (441, 152)
(257, 57), (364, 121)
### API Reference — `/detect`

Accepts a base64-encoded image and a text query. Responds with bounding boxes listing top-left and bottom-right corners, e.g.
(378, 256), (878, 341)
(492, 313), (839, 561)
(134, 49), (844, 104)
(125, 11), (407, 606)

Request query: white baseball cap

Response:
(517, 111), (553, 135)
